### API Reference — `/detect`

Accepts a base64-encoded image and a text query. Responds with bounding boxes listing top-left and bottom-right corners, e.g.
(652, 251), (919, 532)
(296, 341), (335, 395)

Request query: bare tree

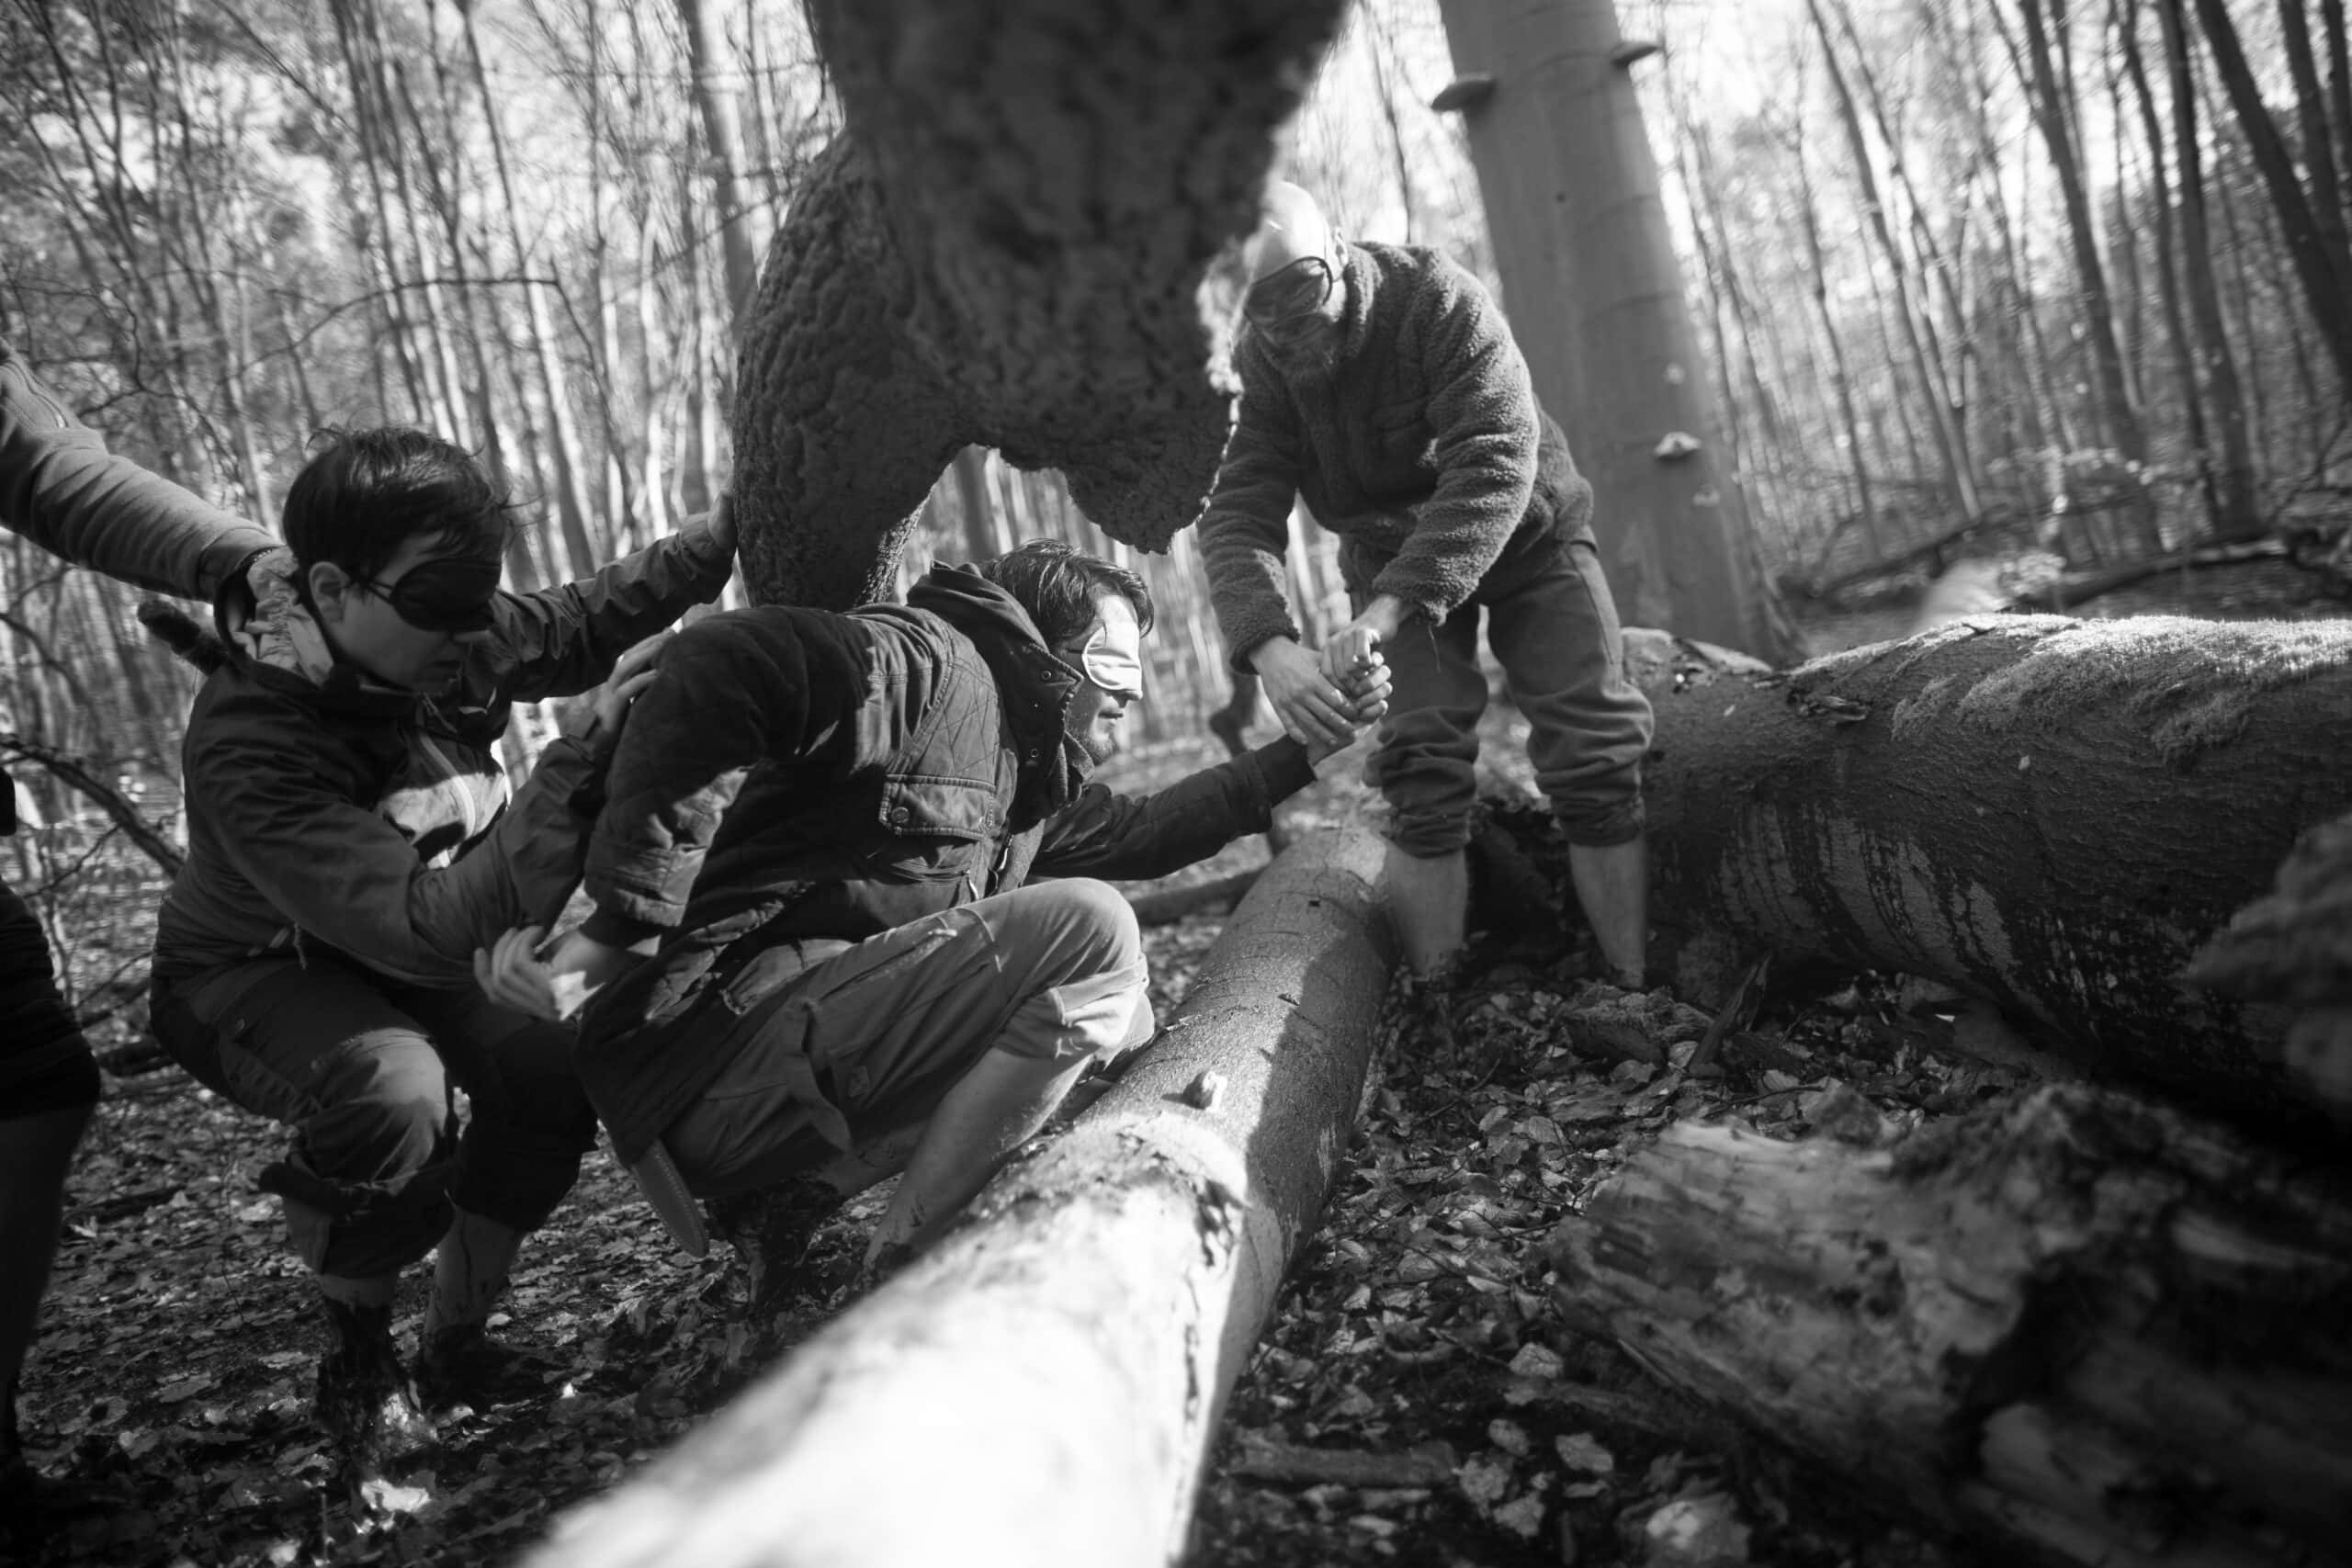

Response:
(2192, 0), (2352, 393)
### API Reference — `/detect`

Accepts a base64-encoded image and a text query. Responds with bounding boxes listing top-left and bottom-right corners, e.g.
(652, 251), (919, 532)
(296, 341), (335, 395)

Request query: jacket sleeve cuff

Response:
(199, 540), (278, 606)
(1225, 610), (1306, 674)
(674, 513), (737, 601)
(582, 904), (670, 951)
(1252, 737), (1317, 801)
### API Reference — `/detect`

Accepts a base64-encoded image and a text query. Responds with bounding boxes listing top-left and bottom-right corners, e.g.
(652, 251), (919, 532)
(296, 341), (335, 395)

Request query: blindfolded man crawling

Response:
(475, 539), (1389, 1308)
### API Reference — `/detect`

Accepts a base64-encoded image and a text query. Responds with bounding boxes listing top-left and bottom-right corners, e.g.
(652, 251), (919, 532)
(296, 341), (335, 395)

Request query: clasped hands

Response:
(1250, 594), (1406, 761)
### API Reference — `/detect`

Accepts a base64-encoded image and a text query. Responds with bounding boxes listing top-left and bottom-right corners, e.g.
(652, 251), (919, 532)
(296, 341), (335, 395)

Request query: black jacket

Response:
(576, 565), (1314, 1160)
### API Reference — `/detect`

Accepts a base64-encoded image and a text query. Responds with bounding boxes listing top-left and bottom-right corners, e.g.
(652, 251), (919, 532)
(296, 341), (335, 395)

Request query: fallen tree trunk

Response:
(1635, 615), (2352, 1125)
(1128, 866), (1261, 927)
(527, 821), (1396, 1567)
(1548, 1085), (2352, 1566)
(2041, 538), (2288, 613)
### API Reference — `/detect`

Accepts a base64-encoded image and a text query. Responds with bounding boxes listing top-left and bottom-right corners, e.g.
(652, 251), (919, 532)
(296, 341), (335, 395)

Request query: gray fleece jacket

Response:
(1196, 241), (1594, 666)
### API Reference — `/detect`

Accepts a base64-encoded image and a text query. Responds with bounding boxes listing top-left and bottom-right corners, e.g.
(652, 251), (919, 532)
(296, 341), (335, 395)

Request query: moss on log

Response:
(526, 822), (1395, 1568)
(1550, 1085), (2352, 1566)
(1640, 615), (2352, 1123)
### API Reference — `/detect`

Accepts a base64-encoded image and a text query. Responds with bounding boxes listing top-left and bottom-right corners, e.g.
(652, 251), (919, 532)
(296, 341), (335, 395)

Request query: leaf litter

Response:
(14, 732), (2030, 1567)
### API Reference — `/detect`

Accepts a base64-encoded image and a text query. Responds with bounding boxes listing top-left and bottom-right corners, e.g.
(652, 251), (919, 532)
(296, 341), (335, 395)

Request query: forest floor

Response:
(8, 549), (2346, 1568)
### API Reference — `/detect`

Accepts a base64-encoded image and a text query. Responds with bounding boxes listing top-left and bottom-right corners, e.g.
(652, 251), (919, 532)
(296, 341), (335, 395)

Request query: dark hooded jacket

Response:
(574, 565), (1315, 1163)
(0, 338), (738, 988)
(151, 533), (733, 987)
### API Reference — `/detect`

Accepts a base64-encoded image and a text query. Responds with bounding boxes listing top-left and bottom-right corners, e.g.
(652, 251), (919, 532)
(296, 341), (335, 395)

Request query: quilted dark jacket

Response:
(574, 564), (1315, 1161)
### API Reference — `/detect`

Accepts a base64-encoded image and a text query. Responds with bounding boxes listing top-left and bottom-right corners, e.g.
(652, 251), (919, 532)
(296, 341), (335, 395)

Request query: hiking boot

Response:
(314, 1299), (430, 1480)
(704, 1176), (845, 1317)
(414, 1323), (566, 1412)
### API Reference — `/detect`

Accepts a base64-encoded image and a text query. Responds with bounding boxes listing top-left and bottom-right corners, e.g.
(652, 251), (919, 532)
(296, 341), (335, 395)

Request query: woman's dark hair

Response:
(975, 538), (1155, 649)
(280, 427), (513, 580)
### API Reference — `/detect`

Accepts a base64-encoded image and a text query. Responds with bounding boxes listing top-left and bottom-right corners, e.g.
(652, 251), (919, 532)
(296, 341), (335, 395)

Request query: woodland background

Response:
(10, 0), (2352, 1032)
(7, 3), (2352, 1563)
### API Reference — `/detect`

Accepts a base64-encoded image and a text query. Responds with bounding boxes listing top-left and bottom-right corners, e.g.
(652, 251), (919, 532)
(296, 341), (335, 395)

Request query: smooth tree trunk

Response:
(1788, 130), (1880, 561)
(1808, 0), (1983, 528)
(527, 823), (1396, 1568)
(1637, 615), (2352, 1124)
(2116, 0), (2222, 533)
(2191, 0), (2352, 393)
(675, 0), (763, 325)
(2018, 0), (2149, 465)
(1548, 1084), (2352, 1567)
(458, 0), (602, 570)
(729, 0), (1350, 609)
(1433, 0), (1798, 662)
(2158, 0), (2263, 537)
(2280, 0), (2352, 294)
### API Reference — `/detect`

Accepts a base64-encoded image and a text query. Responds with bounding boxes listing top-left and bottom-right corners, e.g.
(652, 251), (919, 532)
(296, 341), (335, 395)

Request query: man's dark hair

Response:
(280, 427), (513, 581)
(976, 539), (1155, 649)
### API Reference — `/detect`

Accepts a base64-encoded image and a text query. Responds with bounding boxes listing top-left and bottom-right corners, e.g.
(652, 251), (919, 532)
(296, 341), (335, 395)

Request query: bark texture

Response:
(1550, 1085), (2352, 1567)
(1435, 0), (1799, 660)
(1640, 615), (2352, 1123)
(527, 822), (1396, 1568)
(730, 1), (1350, 607)
(2188, 807), (2352, 1110)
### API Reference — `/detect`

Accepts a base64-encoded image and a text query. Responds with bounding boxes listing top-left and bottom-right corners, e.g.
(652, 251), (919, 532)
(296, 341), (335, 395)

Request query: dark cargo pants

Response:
(0, 882), (98, 1118)
(152, 954), (596, 1279)
(1349, 534), (1654, 855)
(659, 878), (1154, 1198)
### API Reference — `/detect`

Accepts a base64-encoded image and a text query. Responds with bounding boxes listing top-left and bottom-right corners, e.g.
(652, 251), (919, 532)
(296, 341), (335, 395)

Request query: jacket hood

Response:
(220, 547), (338, 684)
(175, 546), (437, 716)
(907, 564), (1091, 821)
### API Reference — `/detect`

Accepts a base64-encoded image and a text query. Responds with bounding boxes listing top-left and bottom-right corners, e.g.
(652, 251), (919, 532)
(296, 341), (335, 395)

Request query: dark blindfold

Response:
(377, 556), (503, 632)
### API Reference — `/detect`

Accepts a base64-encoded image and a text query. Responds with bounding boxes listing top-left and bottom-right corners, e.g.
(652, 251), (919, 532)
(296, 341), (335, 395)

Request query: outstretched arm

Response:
(491, 499), (740, 702)
(0, 340), (278, 602)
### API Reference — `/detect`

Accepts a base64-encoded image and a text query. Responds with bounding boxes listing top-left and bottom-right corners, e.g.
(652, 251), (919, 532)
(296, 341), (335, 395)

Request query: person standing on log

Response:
(0, 339), (735, 1483)
(1196, 183), (1655, 987)
(473, 540), (1390, 1304)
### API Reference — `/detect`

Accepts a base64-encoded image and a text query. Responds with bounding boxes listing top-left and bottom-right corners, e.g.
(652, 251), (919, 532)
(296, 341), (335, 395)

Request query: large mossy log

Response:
(730, 0), (1350, 607)
(1637, 615), (2352, 1123)
(1550, 1086), (2352, 1567)
(527, 823), (1395, 1567)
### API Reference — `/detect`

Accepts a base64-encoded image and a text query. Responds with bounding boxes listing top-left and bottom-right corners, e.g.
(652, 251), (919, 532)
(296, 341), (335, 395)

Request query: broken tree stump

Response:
(1632, 615), (2352, 1125)
(527, 821), (1396, 1568)
(1549, 1085), (2352, 1567)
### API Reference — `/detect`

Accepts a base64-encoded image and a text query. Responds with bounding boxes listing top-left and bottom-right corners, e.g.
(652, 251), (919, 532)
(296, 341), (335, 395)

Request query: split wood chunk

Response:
(1550, 1084), (2352, 1566)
